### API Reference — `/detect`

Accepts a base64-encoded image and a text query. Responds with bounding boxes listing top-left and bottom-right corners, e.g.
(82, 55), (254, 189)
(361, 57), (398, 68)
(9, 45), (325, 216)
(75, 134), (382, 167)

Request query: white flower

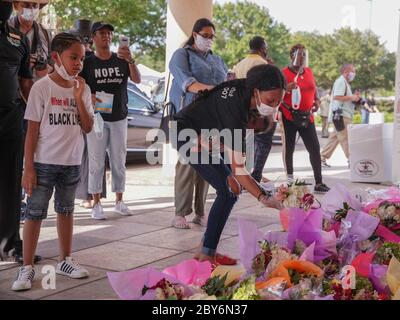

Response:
(386, 206), (396, 217)
(284, 194), (300, 208)
(186, 293), (217, 300)
(377, 207), (386, 218)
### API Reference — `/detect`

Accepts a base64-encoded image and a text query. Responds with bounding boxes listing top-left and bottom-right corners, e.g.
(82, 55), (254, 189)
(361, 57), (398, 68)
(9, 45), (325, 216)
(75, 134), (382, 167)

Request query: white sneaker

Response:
(56, 257), (89, 279)
(287, 175), (295, 185)
(12, 265), (35, 291)
(114, 201), (132, 216)
(91, 203), (106, 220)
(261, 181), (275, 193)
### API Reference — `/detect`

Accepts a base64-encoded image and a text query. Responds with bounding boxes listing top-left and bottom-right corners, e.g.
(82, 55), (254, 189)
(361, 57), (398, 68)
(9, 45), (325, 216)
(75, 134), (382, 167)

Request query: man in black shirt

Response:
(81, 22), (140, 220)
(173, 64), (285, 265)
(0, 0), (33, 260)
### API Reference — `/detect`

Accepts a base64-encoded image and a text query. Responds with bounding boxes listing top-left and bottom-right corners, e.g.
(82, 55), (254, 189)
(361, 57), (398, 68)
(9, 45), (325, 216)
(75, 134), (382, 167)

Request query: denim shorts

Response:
(25, 163), (81, 221)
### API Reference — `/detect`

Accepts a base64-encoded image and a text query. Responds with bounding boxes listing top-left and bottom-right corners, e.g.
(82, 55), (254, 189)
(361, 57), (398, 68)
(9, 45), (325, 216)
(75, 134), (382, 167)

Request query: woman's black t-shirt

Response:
(80, 53), (129, 122)
(174, 79), (251, 152)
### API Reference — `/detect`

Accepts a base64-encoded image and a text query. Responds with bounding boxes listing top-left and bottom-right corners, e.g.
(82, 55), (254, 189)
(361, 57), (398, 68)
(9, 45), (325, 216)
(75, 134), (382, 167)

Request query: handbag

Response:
(332, 109), (345, 132)
(282, 102), (311, 128)
(158, 101), (176, 142)
(291, 109), (311, 128)
(331, 83), (348, 132)
(158, 48), (192, 142)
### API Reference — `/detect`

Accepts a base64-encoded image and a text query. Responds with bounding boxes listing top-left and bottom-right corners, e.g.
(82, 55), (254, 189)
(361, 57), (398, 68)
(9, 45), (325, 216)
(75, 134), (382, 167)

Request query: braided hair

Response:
(51, 32), (84, 54)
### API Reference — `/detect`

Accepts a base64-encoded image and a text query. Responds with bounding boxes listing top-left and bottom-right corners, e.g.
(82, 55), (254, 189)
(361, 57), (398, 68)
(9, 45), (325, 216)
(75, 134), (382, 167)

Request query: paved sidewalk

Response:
(0, 131), (389, 299)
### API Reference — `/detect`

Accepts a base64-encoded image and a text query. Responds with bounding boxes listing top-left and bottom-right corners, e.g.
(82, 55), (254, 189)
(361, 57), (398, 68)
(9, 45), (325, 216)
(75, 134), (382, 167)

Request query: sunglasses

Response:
(197, 33), (216, 40)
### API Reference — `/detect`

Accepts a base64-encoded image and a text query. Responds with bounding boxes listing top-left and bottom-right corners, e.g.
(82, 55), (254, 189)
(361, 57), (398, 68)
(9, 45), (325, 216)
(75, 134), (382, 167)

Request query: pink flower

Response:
(302, 193), (314, 207)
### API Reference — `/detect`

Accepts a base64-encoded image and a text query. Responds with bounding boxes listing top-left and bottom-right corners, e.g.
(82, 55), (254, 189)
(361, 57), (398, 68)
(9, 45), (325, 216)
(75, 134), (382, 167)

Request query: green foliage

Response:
(231, 276), (260, 300)
(51, 0), (167, 71)
(201, 273), (228, 297)
(376, 242), (400, 264)
(213, 1), (291, 69)
(51, 0), (396, 91)
(334, 202), (354, 221)
(292, 28), (395, 92)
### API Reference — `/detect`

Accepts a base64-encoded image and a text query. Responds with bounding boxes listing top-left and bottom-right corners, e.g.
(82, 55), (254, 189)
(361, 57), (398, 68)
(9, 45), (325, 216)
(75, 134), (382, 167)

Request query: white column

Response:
(161, 0), (213, 177)
(392, 12), (400, 184)
(165, 0), (213, 76)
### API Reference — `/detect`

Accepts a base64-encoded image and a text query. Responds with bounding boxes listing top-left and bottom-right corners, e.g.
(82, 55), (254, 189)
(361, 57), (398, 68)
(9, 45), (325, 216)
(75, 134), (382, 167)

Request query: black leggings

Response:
(282, 116), (322, 184)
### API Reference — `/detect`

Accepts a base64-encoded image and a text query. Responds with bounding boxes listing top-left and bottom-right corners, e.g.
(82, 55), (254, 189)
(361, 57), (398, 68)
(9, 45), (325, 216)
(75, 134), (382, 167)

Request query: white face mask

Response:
(21, 8), (40, 22)
(94, 113), (104, 138)
(348, 72), (356, 82)
(55, 53), (77, 82)
(291, 86), (302, 110)
(256, 90), (276, 117)
(194, 34), (213, 52)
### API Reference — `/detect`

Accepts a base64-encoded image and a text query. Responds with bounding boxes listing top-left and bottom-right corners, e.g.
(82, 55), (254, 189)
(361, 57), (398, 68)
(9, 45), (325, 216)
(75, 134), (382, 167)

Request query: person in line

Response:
(279, 44), (330, 193)
(320, 64), (360, 168)
(0, 0), (33, 261)
(169, 18), (228, 229)
(8, 0), (52, 263)
(81, 22), (141, 219)
(319, 89), (331, 138)
(233, 36), (276, 188)
(71, 19), (107, 209)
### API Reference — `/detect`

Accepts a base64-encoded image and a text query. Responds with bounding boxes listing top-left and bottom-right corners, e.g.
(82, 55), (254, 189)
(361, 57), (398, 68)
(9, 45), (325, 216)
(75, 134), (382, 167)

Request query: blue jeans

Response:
(251, 123), (276, 182)
(361, 109), (370, 124)
(25, 163), (80, 221)
(176, 138), (238, 256)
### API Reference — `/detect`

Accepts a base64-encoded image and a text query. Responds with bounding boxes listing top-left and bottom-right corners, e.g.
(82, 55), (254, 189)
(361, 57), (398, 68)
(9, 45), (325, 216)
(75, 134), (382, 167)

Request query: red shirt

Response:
(280, 67), (317, 123)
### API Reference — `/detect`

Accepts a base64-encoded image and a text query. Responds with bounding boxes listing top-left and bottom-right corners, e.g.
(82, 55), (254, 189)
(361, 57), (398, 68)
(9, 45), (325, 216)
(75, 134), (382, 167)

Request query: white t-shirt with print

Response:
(24, 75), (94, 166)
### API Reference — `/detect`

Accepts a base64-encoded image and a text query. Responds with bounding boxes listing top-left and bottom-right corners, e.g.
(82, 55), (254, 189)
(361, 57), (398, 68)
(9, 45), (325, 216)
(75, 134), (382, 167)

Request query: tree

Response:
(292, 28), (396, 92)
(51, 0), (167, 71)
(213, 1), (292, 69)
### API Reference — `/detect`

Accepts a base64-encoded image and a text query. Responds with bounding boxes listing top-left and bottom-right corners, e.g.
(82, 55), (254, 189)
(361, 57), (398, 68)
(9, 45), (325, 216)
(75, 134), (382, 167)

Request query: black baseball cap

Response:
(91, 21), (114, 34)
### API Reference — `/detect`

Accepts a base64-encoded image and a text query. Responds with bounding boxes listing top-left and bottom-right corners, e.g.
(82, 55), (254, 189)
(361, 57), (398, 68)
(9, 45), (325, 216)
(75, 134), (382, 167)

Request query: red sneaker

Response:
(215, 253), (237, 265)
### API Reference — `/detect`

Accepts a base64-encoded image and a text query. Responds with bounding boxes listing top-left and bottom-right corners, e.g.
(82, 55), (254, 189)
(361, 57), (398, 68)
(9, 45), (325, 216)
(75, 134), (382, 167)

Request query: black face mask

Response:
(0, 1), (12, 23)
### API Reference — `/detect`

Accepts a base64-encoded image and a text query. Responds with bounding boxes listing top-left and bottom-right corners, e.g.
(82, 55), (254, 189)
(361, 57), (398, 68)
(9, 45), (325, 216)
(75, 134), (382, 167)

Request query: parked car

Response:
(126, 86), (162, 161)
(150, 77), (165, 106)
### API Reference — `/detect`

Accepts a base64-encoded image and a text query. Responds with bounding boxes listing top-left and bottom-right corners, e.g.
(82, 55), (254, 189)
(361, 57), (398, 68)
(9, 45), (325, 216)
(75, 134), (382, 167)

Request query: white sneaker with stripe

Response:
(12, 265), (35, 291)
(56, 257), (89, 279)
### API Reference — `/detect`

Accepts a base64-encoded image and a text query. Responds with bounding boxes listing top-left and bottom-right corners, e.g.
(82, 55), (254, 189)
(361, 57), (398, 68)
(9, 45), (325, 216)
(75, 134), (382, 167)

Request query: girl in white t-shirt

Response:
(12, 33), (94, 292)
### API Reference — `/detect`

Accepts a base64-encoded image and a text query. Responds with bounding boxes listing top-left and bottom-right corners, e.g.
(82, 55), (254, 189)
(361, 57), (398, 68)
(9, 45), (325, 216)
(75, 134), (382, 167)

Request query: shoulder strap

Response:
(163, 72), (172, 104)
(184, 47), (191, 72)
(40, 23), (51, 53)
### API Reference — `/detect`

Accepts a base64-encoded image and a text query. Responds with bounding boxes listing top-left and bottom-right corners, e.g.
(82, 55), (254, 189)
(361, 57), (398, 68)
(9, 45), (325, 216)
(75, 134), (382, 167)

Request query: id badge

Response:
(95, 91), (114, 114)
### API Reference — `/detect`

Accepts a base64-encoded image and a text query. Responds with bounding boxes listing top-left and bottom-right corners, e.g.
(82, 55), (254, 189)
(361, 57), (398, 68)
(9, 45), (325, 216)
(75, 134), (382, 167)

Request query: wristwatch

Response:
(128, 58), (136, 65)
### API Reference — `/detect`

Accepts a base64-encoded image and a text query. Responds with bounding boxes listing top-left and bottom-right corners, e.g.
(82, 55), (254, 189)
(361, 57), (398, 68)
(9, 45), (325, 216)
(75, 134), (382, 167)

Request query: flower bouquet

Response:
(369, 201), (400, 232)
(276, 180), (318, 210)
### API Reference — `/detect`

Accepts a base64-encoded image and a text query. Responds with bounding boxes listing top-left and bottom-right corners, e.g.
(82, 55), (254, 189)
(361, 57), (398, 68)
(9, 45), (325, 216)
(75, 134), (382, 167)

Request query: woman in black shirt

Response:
(173, 64), (286, 265)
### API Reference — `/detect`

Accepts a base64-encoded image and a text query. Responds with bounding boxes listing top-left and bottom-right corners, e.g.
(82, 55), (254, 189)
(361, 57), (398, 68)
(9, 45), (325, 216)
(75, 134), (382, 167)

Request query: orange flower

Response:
(268, 260), (324, 288)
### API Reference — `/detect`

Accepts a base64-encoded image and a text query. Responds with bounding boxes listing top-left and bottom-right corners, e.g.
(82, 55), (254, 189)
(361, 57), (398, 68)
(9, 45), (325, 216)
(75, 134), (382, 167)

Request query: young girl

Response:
(12, 32), (94, 291)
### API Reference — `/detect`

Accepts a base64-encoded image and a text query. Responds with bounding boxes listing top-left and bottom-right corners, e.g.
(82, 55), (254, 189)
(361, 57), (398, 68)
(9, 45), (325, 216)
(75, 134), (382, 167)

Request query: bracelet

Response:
(128, 58), (136, 65)
(257, 189), (266, 202)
